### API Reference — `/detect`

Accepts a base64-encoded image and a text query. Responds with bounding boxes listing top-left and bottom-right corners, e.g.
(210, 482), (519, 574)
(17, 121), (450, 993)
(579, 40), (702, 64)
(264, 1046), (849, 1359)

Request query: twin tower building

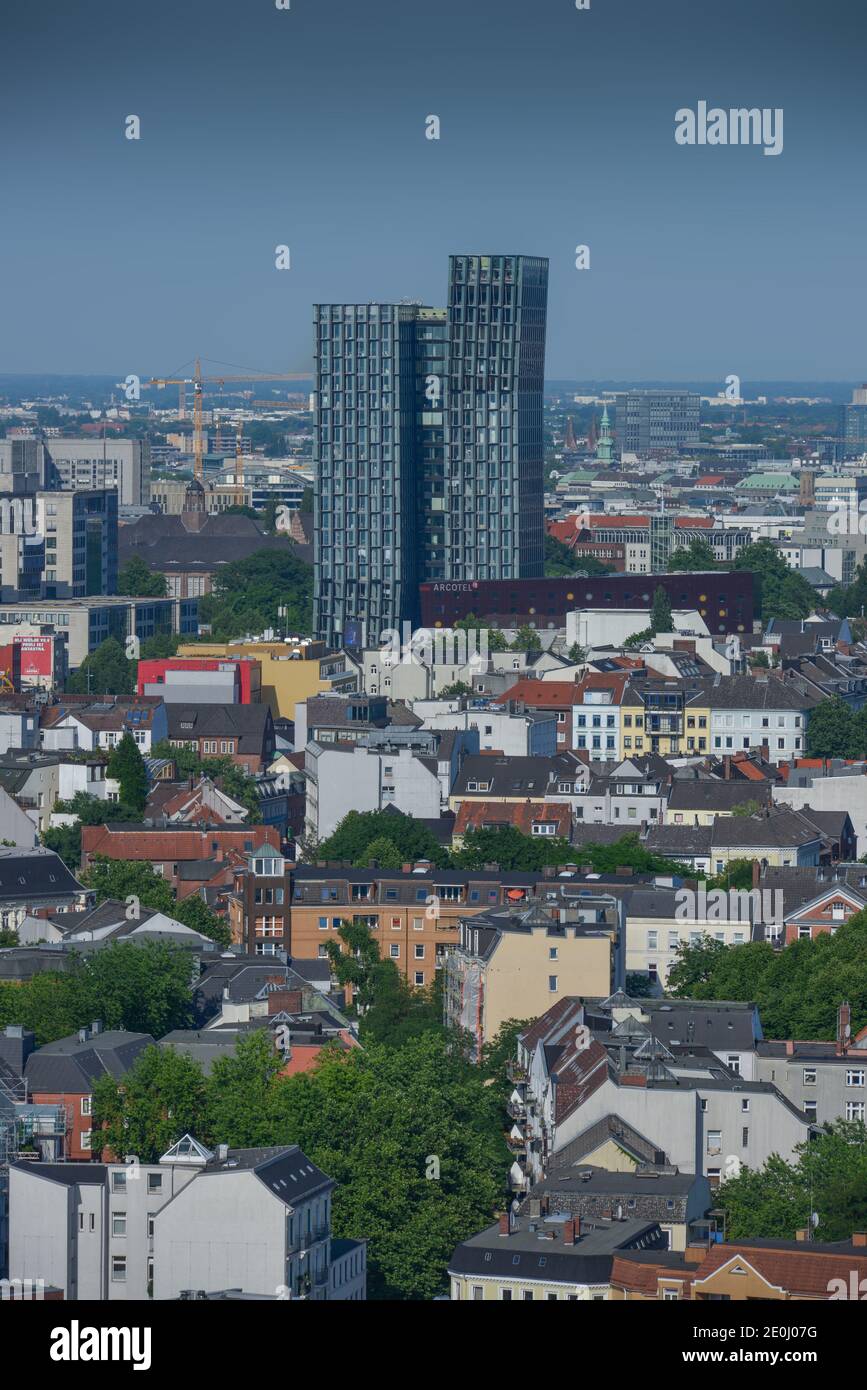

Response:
(313, 254), (549, 647)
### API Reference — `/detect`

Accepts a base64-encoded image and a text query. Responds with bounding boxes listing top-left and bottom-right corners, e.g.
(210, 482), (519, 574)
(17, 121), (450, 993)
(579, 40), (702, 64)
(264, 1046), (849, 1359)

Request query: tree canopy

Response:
(197, 546), (312, 639)
(666, 909), (867, 1039)
(0, 940), (194, 1045)
(667, 538), (717, 572)
(717, 1120), (867, 1243)
(117, 554), (168, 598)
(107, 732), (148, 814)
(85, 1028), (508, 1300)
(733, 540), (816, 624)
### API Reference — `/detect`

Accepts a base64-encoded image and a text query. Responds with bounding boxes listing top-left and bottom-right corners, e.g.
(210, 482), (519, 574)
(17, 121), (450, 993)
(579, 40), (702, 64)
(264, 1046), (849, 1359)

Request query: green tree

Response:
(438, 681), (473, 699)
(107, 732), (148, 814)
(750, 649), (770, 669)
(41, 791), (138, 870)
(733, 540), (815, 624)
(66, 638), (134, 696)
(206, 1030), (285, 1148)
(805, 698), (859, 759)
(117, 554), (167, 598)
(667, 538), (717, 572)
(717, 1121), (867, 1243)
(265, 1033), (508, 1299)
(315, 809), (449, 868)
(90, 1044), (209, 1162)
(667, 909), (867, 1040)
(567, 643), (586, 664)
(197, 546), (312, 639)
(650, 586), (673, 635)
(511, 624), (542, 652)
(0, 941), (194, 1045)
(453, 614), (509, 652)
(325, 919), (387, 1015)
(353, 836), (403, 870)
(731, 799), (763, 817)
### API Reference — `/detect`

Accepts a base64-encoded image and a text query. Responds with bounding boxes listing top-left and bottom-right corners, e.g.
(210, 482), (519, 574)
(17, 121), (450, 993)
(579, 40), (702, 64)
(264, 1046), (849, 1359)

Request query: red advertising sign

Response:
(14, 635), (54, 679)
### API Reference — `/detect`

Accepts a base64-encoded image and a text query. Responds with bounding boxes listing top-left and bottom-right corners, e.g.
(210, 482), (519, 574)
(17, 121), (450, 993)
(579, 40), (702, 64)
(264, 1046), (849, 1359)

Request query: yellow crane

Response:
(144, 358), (309, 481)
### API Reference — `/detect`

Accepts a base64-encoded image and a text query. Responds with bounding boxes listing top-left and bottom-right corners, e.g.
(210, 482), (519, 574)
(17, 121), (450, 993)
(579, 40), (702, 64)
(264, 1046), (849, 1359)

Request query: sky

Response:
(2, 0), (865, 380)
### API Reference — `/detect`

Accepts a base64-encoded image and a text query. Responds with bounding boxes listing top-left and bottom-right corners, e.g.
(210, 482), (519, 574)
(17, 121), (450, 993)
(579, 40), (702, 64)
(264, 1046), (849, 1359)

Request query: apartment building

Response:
(444, 900), (623, 1060)
(9, 1133), (365, 1300)
(305, 727), (474, 841)
(708, 675), (814, 764)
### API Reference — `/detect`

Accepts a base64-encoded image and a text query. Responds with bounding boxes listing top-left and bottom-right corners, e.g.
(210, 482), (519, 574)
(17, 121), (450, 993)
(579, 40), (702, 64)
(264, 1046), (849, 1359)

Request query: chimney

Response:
(837, 1001), (852, 1056)
(217, 1143), (229, 1162)
(853, 1233), (867, 1247)
(402, 863), (412, 874)
(91, 1020), (102, 1036)
(752, 859), (761, 890)
(563, 1217), (579, 1246)
(78, 1028), (88, 1044)
(498, 1212), (510, 1237)
(683, 1244), (708, 1265)
(785, 1040), (795, 1056)
(615, 865), (634, 877)
(724, 755), (731, 781)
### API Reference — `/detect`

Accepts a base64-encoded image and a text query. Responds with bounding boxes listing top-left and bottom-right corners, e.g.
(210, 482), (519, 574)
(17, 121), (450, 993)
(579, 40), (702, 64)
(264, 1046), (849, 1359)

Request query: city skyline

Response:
(3, 0), (866, 379)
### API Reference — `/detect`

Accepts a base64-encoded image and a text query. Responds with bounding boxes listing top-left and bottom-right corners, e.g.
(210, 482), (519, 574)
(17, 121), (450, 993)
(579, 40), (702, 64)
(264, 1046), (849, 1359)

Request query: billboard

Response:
(14, 635), (55, 682)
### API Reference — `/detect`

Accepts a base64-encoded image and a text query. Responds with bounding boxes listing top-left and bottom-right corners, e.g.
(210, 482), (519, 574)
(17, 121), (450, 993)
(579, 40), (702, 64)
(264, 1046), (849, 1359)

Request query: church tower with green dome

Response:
(595, 404), (615, 465)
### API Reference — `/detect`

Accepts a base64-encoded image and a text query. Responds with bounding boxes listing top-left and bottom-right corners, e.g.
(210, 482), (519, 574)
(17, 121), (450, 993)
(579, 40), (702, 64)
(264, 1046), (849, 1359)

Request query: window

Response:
(389, 944), (400, 958)
(112, 1171), (127, 1193)
(647, 930), (658, 950)
(742, 1127), (749, 1147)
(741, 1098), (750, 1112)
(147, 1173), (162, 1193)
(847, 1070), (865, 1088)
(548, 975), (558, 993)
(111, 1256), (127, 1282)
(846, 1102), (866, 1121)
(549, 947), (558, 960)
(707, 1130), (722, 1155)
(803, 1068), (817, 1086)
(414, 944), (425, 959)
(80, 1097), (92, 1117)
(727, 1056), (741, 1076)
(414, 971), (425, 986)
(112, 1212), (127, 1237)
(804, 1100), (817, 1119)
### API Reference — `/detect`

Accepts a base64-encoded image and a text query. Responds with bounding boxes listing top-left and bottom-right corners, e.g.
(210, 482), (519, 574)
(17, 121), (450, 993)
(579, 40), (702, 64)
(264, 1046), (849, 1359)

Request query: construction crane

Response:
(144, 358), (309, 482)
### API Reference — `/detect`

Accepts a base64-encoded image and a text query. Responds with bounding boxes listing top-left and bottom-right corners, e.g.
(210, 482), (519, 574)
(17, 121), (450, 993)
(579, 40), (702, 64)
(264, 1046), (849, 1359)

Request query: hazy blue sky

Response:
(2, 0), (865, 379)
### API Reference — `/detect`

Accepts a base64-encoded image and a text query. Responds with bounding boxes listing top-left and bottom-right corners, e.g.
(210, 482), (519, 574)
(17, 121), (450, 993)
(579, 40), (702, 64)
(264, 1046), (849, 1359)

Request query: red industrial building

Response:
(137, 656), (261, 704)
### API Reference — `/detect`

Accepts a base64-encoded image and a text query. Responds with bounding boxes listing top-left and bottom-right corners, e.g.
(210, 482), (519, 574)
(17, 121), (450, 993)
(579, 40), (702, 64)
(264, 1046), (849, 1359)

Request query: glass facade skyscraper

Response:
(313, 254), (549, 647)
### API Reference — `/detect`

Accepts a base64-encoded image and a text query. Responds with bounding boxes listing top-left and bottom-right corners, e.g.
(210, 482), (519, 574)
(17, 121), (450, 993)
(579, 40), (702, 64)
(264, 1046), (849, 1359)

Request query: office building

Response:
(44, 439), (150, 506)
(613, 390), (700, 455)
(0, 596), (197, 668)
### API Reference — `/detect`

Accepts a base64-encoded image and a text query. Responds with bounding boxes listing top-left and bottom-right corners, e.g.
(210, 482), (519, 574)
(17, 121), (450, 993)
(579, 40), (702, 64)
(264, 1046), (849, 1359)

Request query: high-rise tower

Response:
(313, 254), (548, 646)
